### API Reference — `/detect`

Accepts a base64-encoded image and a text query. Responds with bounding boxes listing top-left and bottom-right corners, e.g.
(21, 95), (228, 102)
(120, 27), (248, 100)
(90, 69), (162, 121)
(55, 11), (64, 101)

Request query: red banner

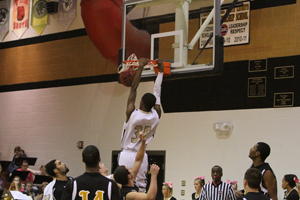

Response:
(12, 0), (29, 38)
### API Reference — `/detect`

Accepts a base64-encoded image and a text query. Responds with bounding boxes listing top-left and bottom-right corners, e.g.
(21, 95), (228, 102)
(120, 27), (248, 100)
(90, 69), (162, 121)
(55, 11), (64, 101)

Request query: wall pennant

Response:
(12, 0), (30, 38)
(0, 0), (11, 41)
(31, 0), (48, 35)
(57, 0), (76, 30)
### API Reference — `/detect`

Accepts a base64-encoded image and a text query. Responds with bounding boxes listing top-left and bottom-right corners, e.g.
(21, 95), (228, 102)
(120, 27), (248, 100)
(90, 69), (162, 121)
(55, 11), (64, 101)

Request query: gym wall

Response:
(0, 1), (299, 200)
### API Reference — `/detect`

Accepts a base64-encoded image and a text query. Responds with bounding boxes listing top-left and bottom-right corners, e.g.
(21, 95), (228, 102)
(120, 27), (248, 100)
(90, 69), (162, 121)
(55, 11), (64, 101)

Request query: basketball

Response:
(120, 67), (136, 87)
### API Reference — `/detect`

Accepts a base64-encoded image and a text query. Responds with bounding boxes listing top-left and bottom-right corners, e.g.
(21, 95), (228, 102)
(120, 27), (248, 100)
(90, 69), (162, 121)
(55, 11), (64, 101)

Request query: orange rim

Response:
(123, 60), (139, 64)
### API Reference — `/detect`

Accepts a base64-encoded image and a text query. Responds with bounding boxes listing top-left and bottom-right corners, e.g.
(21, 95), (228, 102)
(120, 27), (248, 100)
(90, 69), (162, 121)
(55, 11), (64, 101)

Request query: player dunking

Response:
(118, 58), (164, 192)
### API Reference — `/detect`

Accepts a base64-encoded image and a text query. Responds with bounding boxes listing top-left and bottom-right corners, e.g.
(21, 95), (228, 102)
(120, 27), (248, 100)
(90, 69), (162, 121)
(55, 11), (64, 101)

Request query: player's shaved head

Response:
(257, 142), (270, 161)
(82, 145), (100, 168)
(141, 93), (156, 111)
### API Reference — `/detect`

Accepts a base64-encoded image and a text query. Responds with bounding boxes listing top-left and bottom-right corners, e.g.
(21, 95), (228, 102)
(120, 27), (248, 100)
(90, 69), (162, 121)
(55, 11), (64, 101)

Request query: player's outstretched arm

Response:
(126, 164), (160, 200)
(126, 58), (148, 122)
(153, 58), (163, 118)
(130, 132), (146, 181)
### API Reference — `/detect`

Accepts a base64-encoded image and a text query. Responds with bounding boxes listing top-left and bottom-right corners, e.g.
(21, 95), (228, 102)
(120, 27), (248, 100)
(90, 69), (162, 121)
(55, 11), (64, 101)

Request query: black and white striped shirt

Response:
(199, 181), (236, 200)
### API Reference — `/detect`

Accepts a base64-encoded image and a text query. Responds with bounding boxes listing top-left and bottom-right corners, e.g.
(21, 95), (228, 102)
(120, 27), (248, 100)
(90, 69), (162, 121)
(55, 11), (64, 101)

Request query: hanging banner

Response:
(12, 0), (30, 38)
(31, 0), (48, 35)
(0, 0), (10, 41)
(199, 1), (250, 48)
(58, 0), (77, 30)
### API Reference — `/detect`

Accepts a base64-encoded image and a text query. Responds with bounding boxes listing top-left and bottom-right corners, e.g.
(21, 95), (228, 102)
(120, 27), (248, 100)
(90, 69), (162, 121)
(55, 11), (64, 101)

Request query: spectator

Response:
(43, 159), (70, 200)
(34, 189), (44, 200)
(281, 174), (299, 200)
(192, 176), (205, 200)
(199, 165), (235, 200)
(8, 146), (27, 174)
(249, 142), (277, 200)
(8, 176), (24, 192)
(24, 181), (34, 199)
(39, 182), (48, 191)
(162, 182), (176, 200)
(16, 160), (34, 184)
(0, 163), (7, 191)
(237, 168), (270, 200)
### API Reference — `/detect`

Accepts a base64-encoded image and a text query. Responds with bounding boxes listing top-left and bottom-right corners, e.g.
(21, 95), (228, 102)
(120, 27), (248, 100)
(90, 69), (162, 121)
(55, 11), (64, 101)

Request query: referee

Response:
(61, 145), (121, 200)
(199, 165), (236, 200)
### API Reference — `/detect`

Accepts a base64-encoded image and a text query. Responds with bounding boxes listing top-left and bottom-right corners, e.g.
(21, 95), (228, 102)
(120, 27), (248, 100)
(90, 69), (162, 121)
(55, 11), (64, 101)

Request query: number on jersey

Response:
(131, 125), (152, 143)
(79, 190), (104, 200)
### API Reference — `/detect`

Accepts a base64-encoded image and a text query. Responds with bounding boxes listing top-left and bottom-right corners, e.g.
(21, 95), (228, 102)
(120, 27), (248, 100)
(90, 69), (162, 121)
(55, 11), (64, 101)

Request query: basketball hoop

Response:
(118, 53), (158, 73)
(119, 53), (171, 77)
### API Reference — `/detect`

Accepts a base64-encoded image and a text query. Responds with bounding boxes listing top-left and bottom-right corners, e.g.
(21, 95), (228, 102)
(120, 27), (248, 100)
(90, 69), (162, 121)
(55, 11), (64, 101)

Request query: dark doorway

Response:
(111, 150), (166, 200)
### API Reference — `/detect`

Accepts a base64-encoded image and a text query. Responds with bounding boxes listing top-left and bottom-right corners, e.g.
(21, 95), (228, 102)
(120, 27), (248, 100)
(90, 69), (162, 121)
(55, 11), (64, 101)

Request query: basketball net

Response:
(118, 53), (158, 73)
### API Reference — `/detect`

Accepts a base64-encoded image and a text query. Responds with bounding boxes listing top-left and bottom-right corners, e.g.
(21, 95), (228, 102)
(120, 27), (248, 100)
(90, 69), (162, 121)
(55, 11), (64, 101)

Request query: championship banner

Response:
(58, 0), (77, 30)
(199, 1), (250, 48)
(31, 0), (48, 35)
(0, 0), (10, 41)
(12, 0), (30, 38)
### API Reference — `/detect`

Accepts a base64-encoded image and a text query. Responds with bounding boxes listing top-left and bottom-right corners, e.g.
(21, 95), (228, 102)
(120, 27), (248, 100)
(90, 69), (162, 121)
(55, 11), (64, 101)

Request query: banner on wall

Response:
(12, 0), (30, 38)
(0, 0), (10, 42)
(31, 0), (48, 35)
(58, 0), (77, 30)
(199, 1), (250, 48)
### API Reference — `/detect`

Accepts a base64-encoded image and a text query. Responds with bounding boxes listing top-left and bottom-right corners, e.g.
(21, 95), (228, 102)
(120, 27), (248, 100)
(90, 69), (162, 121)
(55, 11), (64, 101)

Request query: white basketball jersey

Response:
(121, 109), (159, 151)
